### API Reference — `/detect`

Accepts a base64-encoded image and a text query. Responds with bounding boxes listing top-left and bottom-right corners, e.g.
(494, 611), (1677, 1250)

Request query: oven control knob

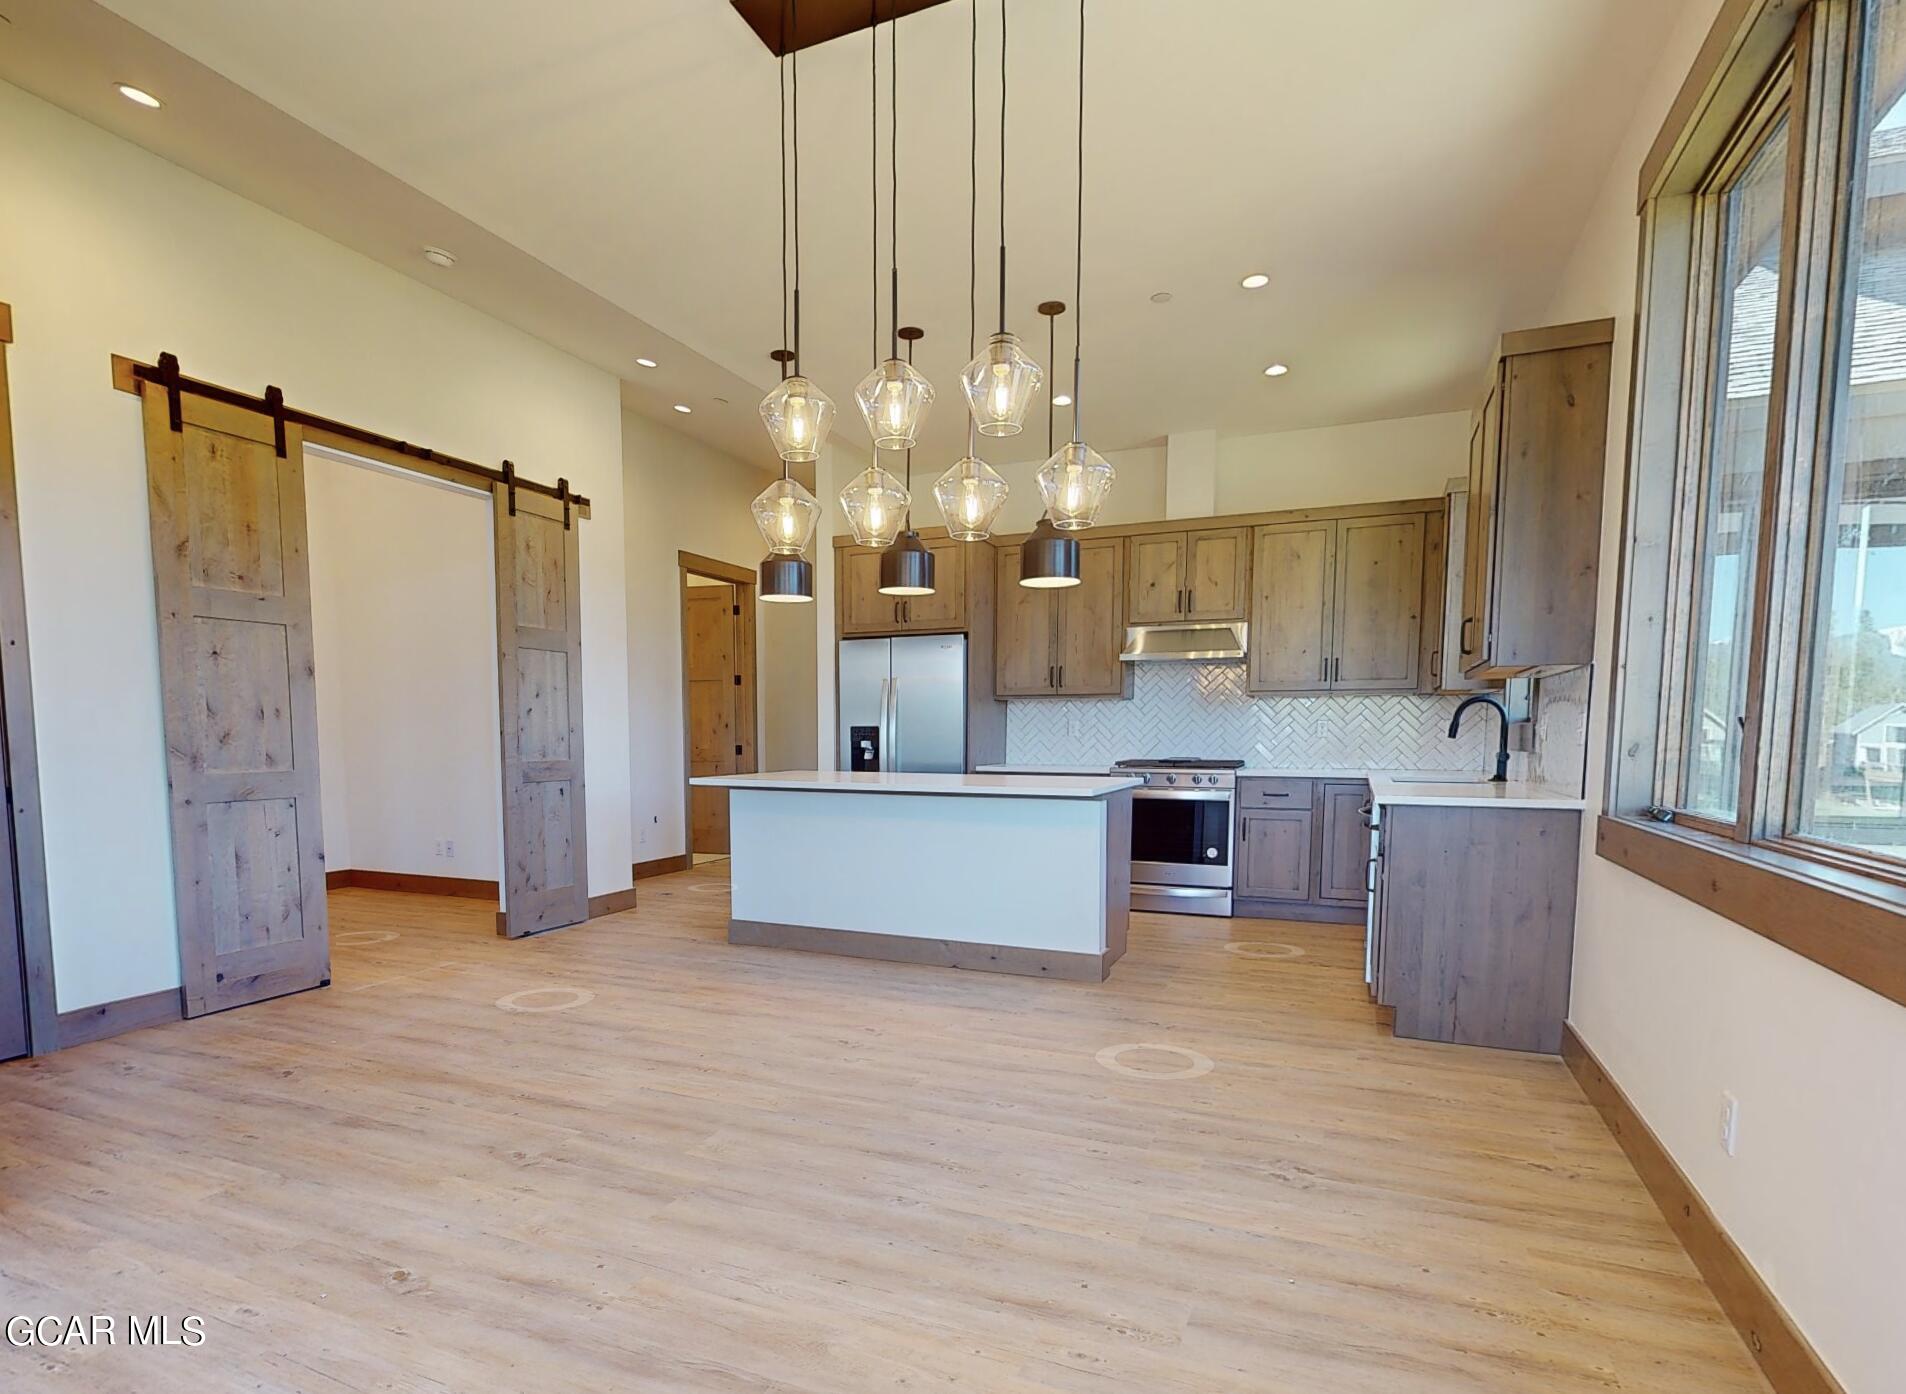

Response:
(1165, 774), (1178, 784)
(1205, 847), (1219, 859)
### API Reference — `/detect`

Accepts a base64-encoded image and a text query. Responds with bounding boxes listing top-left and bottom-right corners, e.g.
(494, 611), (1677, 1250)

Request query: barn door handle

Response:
(502, 458), (518, 517)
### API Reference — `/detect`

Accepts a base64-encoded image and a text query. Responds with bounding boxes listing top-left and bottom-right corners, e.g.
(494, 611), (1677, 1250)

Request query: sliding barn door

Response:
(494, 486), (589, 936)
(143, 389), (329, 1016)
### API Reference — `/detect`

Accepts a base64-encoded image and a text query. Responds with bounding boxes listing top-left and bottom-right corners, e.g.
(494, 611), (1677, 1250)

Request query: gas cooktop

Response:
(1113, 757), (1246, 770)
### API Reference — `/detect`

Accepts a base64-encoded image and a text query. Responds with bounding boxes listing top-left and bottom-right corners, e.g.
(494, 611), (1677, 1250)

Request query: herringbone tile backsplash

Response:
(1006, 664), (1492, 771)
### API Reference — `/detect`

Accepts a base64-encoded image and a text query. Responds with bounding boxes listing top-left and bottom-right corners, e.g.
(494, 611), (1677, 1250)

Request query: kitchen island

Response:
(687, 771), (1141, 981)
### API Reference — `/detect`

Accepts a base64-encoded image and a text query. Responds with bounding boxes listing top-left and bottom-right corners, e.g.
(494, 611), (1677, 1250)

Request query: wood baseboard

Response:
(56, 987), (184, 1049)
(728, 918), (1112, 982)
(633, 854), (691, 880)
(1232, 898), (1365, 924)
(1562, 1024), (1844, 1394)
(587, 887), (639, 917)
(327, 868), (500, 899)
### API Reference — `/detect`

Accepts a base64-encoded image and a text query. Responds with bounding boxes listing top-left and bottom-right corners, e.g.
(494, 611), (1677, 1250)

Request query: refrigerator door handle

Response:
(877, 677), (892, 772)
(889, 678), (900, 771)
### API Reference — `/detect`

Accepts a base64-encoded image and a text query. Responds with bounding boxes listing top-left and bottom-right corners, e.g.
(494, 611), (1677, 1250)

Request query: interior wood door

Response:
(0, 704), (25, 1053)
(1331, 513), (1424, 690)
(685, 585), (739, 855)
(1248, 521), (1336, 693)
(1126, 532), (1185, 623)
(1184, 526), (1249, 620)
(1057, 539), (1126, 695)
(143, 388), (329, 1016)
(901, 540), (966, 630)
(495, 487), (589, 936)
(994, 546), (1057, 696)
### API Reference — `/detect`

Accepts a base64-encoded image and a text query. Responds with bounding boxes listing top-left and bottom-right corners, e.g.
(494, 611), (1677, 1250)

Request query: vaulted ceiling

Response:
(11, 0), (1687, 468)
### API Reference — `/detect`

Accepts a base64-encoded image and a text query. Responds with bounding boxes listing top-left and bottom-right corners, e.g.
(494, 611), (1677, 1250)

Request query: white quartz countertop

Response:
(1367, 776), (1585, 810)
(691, 770), (1144, 799)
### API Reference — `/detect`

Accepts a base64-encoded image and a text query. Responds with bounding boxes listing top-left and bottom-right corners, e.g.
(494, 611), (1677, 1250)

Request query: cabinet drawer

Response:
(1239, 778), (1313, 810)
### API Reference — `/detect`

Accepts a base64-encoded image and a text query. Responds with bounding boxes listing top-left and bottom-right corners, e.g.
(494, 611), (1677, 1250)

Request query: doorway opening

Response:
(680, 553), (758, 866)
(304, 444), (505, 928)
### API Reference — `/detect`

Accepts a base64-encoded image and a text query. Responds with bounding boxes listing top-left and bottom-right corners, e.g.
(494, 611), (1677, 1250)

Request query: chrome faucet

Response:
(1449, 694), (1511, 783)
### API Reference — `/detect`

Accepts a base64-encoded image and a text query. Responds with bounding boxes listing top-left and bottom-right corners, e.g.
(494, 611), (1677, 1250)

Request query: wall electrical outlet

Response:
(1720, 1092), (1740, 1156)
(443, 839), (455, 861)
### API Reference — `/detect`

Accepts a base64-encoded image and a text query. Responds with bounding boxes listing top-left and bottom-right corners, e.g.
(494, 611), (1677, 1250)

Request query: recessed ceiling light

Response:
(1263, 363), (1290, 377)
(1149, 291), (1173, 304)
(672, 403), (693, 414)
(635, 357), (658, 369)
(1240, 273), (1270, 289)
(1052, 394), (1073, 406)
(421, 246), (457, 268)
(116, 83), (162, 108)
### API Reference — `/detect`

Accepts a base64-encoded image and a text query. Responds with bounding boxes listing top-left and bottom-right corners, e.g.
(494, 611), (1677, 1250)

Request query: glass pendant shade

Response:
(877, 530), (936, 595)
(961, 332), (1043, 437)
(1037, 440), (1116, 531)
(758, 553), (814, 603)
(751, 475), (821, 555)
(932, 454), (1010, 541)
(838, 464), (911, 548)
(1019, 514), (1081, 588)
(759, 375), (834, 463)
(854, 358), (934, 450)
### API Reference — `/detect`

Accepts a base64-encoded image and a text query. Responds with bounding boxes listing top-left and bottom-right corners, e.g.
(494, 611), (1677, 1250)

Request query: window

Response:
(1615, 0), (1906, 894)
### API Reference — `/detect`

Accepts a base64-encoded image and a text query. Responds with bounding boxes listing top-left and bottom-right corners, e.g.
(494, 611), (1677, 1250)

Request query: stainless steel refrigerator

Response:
(838, 634), (967, 773)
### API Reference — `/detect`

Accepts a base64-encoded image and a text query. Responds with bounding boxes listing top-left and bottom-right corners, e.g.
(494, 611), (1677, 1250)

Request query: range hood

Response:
(1119, 621), (1248, 663)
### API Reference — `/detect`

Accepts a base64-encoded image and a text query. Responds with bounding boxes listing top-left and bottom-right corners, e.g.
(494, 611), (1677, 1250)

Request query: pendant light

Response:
(851, 2), (933, 452)
(934, 0), (1009, 541)
(1021, 300), (1081, 589)
(879, 326), (936, 596)
(1037, 0), (1114, 531)
(959, 0), (1042, 438)
(755, 3), (821, 603)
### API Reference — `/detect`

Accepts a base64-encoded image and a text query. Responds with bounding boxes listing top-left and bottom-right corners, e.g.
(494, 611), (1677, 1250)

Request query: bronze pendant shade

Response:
(759, 552), (815, 603)
(1019, 514), (1080, 588)
(878, 528), (935, 595)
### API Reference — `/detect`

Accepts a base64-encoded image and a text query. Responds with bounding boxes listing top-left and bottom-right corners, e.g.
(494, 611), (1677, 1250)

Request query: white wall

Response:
(306, 451), (502, 882)
(1543, 5), (1906, 1390)
(0, 79), (632, 1011)
(1216, 411), (1469, 514)
(623, 409), (818, 860)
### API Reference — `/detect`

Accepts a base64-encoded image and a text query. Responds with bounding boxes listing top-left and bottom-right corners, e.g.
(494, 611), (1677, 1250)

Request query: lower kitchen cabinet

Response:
(1234, 777), (1370, 922)
(1370, 803), (1580, 1053)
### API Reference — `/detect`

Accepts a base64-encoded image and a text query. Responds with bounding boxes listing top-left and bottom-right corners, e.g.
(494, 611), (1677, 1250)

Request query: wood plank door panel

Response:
(839, 548), (896, 635)
(1236, 810), (1314, 901)
(143, 389), (328, 1016)
(994, 547), (1057, 696)
(1126, 532), (1185, 624)
(1057, 539), (1125, 695)
(1331, 513), (1424, 691)
(1248, 521), (1335, 693)
(1317, 781), (1372, 904)
(685, 585), (738, 855)
(1184, 526), (1249, 621)
(495, 488), (589, 936)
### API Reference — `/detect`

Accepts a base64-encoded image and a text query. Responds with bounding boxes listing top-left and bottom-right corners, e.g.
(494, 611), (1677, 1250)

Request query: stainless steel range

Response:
(1113, 758), (1242, 917)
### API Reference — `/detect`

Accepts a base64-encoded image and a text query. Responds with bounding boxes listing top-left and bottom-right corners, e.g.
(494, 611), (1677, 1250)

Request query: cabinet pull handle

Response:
(1365, 856), (1378, 894)
(1430, 648), (1441, 683)
(1049, 663), (1056, 690)
(1058, 664), (1065, 689)
(1460, 616), (1475, 653)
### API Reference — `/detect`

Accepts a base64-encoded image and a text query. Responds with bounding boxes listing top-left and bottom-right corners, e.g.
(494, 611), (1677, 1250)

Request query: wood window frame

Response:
(1605, 0), (1906, 1008)
(0, 301), (60, 1053)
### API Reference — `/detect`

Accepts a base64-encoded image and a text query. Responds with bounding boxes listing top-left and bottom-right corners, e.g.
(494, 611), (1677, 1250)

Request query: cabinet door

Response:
(1332, 513), (1424, 690)
(1317, 782), (1372, 904)
(1237, 810), (1314, 902)
(1126, 532), (1186, 623)
(840, 548), (900, 635)
(1248, 522), (1335, 693)
(1185, 526), (1250, 621)
(1437, 493), (1495, 692)
(902, 540), (966, 631)
(1460, 381), (1502, 673)
(1057, 539), (1126, 695)
(994, 546), (1057, 696)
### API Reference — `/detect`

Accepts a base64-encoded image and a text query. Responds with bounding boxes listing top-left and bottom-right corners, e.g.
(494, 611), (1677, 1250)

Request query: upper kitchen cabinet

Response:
(838, 538), (969, 636)
(1249, 511), (1426, 695)
(1127, 526), (1250, 624)
(995, 538), (1129, 698)
(1458, 319), (1613, 678)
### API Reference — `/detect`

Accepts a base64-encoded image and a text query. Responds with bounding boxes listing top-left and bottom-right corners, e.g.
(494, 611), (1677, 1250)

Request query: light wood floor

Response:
(0, 868), (1769, 1393)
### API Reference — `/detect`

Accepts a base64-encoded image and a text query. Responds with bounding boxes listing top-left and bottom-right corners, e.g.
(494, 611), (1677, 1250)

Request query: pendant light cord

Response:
(869, 0), (878, 373)
(791, 0), (802, 382)
(997, 0), (1008, 334)
(889, 4), (899, 362)
(777, 21), (788, 381)
(968, 0), (980, 457)
(1071, 0), (1086, 445)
